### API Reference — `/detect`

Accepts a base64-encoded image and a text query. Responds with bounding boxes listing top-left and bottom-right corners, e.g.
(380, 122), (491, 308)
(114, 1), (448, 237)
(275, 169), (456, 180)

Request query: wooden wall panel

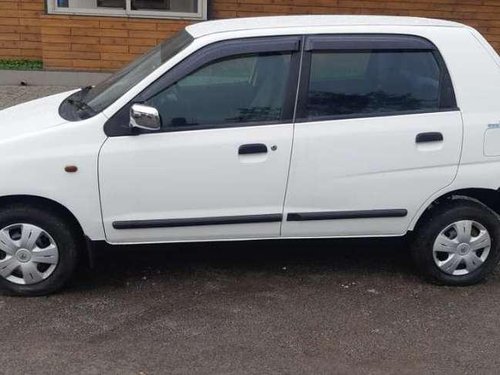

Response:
(1, 0), (500, 70)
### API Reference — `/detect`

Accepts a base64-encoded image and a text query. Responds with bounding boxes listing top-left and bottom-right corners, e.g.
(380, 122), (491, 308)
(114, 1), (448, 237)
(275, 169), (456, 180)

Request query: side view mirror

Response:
(130, 104), (161, 131)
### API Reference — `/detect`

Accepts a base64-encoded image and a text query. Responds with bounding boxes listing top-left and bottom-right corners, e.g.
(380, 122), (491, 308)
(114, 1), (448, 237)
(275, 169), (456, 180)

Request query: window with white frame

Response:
(48, 0), (206, 20)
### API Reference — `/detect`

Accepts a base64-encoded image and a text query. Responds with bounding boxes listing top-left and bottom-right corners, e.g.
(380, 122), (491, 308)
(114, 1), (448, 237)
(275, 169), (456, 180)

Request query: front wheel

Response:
(0, 205), (80, 296)
(411, 199), (500, 286)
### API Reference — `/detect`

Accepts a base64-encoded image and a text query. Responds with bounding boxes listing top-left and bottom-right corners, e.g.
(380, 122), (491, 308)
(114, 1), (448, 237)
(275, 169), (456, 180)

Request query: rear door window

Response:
(299, 35), (457, 121)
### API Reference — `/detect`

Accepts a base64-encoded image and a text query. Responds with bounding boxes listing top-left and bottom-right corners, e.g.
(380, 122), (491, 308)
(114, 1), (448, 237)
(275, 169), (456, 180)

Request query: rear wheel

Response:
(0, 204), (80, 296)
(411, 199), (500, 285)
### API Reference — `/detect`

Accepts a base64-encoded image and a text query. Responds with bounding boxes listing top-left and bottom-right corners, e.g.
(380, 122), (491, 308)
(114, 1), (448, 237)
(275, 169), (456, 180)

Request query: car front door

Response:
(282, 34), (463, 238)
(99, 36), (301, 243)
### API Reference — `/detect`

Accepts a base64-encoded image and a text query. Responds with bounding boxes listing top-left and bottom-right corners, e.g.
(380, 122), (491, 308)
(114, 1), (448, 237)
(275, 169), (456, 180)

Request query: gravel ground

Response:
(1, 85), (500, 375)
(0, 85), (73, 110)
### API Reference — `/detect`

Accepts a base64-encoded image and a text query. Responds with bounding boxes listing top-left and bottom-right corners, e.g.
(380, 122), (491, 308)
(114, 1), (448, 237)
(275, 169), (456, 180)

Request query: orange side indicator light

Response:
(64, 165), (78, 173)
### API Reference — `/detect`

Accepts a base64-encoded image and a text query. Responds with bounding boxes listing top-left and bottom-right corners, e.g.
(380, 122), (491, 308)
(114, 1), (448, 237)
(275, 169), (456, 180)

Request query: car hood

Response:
(0, 89), (78, 140)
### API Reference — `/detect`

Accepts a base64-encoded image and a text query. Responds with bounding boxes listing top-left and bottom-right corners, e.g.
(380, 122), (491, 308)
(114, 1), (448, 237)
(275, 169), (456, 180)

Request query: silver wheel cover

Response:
(0, 223), (59, 285)
(433, 220), (491, 276)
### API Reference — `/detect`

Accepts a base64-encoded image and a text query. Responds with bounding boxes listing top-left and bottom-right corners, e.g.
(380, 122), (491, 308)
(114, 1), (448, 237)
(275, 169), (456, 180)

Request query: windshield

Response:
(59, 30), (193, 121)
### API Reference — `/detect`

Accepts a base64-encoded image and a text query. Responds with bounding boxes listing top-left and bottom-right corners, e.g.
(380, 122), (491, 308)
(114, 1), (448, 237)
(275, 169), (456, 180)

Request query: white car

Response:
(1, 15), (500, 296)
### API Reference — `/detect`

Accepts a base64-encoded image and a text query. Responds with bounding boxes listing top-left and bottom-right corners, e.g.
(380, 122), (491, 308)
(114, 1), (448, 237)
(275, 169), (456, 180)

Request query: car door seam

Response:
(279, 35), (305, 236)
(96, 136), (110, 241)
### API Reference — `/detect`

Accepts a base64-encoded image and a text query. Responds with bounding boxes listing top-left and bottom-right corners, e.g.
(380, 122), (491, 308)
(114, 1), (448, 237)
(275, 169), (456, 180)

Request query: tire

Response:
(0, 204), (81, 296)
(411, 198), (500, 286)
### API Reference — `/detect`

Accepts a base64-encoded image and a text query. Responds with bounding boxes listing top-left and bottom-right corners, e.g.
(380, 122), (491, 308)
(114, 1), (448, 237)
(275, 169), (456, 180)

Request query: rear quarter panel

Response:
(408, 27), (500, 229)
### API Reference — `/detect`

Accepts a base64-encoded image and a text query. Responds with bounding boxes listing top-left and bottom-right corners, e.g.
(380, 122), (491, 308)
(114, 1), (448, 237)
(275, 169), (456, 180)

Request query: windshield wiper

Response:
(81, 85), (93, 93)
(67, 98), (95, 115)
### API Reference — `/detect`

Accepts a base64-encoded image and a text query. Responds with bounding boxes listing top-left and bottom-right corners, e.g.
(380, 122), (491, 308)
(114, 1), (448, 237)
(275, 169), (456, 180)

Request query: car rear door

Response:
(281, 34), (463, 237)
(99, 36), (301, 243)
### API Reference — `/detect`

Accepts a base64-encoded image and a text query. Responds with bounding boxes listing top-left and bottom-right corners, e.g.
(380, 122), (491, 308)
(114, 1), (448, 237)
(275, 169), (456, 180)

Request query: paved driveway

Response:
(1, 86), (500, 375)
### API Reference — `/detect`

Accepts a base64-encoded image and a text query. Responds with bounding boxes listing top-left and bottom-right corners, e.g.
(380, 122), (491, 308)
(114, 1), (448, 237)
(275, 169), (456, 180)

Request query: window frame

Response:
(295, 34), (459, 123)
(46, 0), (207, 20)
(104, 36), (303, 137)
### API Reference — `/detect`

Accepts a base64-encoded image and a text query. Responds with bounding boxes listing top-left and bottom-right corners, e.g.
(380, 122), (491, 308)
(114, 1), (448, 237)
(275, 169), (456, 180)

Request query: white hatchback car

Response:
(1, 15), (500, 295)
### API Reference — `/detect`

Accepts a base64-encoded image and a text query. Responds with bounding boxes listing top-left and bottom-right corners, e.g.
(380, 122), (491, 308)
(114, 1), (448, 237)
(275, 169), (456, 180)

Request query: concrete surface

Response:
(1, 86), (500, 375)
(0, 70), (110, 87)
(0, 85), (74, 110)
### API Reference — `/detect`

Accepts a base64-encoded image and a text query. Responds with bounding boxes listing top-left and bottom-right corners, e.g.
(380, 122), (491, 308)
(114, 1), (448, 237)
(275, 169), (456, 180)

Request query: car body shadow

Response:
(70, 237), (416, 293)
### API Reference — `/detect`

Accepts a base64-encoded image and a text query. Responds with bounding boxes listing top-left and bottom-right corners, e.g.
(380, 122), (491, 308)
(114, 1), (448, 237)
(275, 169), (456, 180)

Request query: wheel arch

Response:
(0, 194), (86, 235)
(0, 194), (93, 264)
(411, 188), (500, 232)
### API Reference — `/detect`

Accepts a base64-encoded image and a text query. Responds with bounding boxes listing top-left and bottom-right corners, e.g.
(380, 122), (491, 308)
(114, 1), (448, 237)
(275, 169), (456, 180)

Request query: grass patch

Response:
(0, 59), (43, 71)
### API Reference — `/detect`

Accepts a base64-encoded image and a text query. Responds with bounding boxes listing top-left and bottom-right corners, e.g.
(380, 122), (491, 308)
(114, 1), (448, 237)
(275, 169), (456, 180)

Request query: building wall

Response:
(1, 0), (500, 71)
(0, 0), (44, 60)
(40, 15), (189, 71)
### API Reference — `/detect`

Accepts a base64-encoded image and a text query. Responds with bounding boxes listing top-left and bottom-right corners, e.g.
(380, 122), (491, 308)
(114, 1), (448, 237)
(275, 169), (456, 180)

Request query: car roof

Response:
(185, 15), (466, 38)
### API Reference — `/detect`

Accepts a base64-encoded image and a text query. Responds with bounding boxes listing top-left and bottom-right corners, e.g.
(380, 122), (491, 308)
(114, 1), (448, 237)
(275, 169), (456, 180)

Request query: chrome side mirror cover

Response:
(130, 104), (161, 131)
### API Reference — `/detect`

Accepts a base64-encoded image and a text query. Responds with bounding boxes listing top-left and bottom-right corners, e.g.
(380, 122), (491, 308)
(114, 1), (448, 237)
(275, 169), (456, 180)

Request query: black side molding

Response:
(287, 209), (408, 222)
(113, 214), (282, 230)
(114, 210), (408, 229)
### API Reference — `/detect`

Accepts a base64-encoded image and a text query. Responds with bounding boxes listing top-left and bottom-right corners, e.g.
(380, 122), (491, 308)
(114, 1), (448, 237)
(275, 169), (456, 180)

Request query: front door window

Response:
(145, 52), (293, 130)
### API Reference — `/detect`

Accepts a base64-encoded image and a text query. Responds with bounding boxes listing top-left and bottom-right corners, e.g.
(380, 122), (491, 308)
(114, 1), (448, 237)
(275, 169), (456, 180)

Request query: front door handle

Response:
(416, 132), (443, 143)
(239, 143), (268, 155)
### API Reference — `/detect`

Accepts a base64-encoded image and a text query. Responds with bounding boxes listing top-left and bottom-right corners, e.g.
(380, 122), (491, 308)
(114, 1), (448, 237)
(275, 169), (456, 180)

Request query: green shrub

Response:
(0, 59), (43, 71)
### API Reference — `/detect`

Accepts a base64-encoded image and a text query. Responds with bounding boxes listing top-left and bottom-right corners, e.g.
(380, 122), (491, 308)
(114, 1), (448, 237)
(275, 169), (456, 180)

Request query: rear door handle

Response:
(416, 132), (443, 143)
(238, 143), (268, 155)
